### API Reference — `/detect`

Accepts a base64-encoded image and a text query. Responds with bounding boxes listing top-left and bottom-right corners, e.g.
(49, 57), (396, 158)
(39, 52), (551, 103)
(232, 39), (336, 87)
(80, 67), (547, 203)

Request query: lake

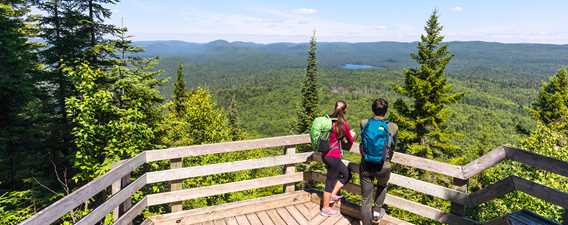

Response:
(342, 64), (377, 69)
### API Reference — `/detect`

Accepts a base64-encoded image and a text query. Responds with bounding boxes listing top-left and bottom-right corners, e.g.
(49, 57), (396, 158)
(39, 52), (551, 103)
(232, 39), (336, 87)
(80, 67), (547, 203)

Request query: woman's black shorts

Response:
(322, 156), (351, 193)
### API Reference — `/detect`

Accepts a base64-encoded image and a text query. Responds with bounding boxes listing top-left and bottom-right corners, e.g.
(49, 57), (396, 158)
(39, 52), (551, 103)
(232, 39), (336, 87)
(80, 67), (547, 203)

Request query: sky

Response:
(108, 0), (568, 44)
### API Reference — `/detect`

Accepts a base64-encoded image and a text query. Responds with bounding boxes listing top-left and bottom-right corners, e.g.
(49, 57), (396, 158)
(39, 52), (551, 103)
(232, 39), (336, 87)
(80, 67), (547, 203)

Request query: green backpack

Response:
(309, 114), (336, 152)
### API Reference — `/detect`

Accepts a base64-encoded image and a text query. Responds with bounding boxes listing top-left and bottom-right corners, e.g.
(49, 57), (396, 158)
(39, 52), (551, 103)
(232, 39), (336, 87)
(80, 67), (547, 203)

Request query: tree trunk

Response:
(89, 0), (95, 47)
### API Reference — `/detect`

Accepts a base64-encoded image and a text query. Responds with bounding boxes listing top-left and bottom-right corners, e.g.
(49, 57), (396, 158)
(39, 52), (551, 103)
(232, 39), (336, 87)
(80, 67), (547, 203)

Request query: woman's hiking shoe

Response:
(320, 208), (338, 217)
(330, 194), (343, 203)
(372, 208), (386, 223)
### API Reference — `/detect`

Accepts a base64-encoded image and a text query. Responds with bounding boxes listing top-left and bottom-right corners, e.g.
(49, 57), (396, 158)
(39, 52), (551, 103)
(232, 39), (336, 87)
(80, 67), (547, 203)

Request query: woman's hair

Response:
(330, 100), (348, 137)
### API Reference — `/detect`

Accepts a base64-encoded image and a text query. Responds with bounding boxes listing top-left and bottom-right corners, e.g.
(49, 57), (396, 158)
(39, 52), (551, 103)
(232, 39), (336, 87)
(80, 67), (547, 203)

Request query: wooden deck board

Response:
(147, 191), (411, 225)
(256, 211), (276, 225)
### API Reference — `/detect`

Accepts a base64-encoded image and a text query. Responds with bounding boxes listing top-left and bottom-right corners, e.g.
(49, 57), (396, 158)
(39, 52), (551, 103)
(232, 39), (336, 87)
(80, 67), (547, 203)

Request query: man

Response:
(359, 98), (398, 225)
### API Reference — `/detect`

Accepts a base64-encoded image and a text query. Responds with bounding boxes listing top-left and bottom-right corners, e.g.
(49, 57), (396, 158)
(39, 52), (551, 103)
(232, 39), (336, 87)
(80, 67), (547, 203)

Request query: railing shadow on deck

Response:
(19, 134), (568, 225)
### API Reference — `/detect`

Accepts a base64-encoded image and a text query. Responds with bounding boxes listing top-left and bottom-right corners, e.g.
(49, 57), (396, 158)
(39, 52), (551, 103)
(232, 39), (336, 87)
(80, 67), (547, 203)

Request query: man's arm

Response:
(359, 119), (367, 155)
(388, 123), (398, 161)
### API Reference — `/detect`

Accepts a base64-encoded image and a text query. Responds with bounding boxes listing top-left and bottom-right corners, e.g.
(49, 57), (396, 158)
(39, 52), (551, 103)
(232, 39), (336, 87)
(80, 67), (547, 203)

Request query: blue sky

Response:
(108, 0), (568, 44)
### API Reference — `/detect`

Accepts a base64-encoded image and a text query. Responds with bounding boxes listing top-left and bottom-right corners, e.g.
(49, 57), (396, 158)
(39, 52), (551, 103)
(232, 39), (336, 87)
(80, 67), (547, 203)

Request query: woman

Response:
(321, 100), (355, 216)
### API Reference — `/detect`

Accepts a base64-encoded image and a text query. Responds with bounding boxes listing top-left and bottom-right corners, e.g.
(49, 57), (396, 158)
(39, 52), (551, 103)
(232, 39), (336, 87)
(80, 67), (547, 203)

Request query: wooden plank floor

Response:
(146, 191), (410, 225)
(188, 201), (405, 225)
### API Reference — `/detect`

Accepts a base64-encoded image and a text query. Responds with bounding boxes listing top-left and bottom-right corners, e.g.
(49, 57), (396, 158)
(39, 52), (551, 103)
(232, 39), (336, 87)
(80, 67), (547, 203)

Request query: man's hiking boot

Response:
(372, 208), (386, 223)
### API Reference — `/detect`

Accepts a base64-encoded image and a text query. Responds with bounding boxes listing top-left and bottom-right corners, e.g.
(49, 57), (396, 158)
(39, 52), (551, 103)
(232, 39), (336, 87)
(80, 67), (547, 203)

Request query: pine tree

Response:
(66, 57), (165, 182)
(391, 11), (463, 159)
(173, 64), (187, 115)
(296, 31), (319, 134)
(228, 96), (246, 141)
(531, 67), (568, 132)
(0, 0), (40, 191)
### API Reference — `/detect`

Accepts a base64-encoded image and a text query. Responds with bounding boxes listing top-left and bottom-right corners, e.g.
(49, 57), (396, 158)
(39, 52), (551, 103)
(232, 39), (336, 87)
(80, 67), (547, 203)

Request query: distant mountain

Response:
(135, 40), (568, 79)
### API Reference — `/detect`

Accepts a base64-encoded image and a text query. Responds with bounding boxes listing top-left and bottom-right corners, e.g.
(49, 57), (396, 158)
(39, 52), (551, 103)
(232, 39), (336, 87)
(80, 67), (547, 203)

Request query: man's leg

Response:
(360, 164), (375, 225)
(373, 164), (392, 216)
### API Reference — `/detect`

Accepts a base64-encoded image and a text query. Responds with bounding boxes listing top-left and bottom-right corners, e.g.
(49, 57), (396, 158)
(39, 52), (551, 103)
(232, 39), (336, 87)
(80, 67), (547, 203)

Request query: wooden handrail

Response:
(20, 152), (146, 225)
(146, 152), (311, 183)
(145, 173), (304, 206)
(310, 153), (469, 203)
(21, 135), (309, 225)
(348, 143), (465, 178)
(467, 176), (568, 208)
(144, 134), (310, 162)
(20, 134), (568, 225)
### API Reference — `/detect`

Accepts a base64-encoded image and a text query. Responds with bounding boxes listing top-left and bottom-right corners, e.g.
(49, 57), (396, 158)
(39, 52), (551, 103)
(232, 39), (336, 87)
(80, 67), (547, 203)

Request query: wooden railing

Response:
(20, 134), (568, 225)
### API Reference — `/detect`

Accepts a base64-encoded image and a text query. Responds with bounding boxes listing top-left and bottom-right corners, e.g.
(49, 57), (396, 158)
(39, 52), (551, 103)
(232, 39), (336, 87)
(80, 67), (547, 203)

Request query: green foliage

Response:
(296, 32), (320, 134)
(391, 11), (464, 160)
(228, 96), (247, 141)
(474, 124), (568, 223)
(66, 59), (164, 182)
(531, 67), (568, 132)
(173, 64), (187, 115)
(159, 87), (231, 146)
(0, 0), (42, 190)
(0, 191), (34, 225)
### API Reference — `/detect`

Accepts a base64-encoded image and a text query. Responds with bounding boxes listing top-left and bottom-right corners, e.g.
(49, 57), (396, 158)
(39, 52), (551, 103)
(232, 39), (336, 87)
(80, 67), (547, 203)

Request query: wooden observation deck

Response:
(19, 135), (568, 225)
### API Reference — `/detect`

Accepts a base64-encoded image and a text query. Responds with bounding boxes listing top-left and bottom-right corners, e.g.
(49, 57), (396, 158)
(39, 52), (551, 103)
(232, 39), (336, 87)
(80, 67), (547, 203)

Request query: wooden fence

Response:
(20, 134), (568, 225)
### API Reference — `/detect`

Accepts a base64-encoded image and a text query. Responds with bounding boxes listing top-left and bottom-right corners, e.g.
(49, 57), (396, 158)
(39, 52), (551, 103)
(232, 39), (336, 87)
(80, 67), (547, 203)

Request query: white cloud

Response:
(291, 8), (318, 15)
(450, 6), (464, 12)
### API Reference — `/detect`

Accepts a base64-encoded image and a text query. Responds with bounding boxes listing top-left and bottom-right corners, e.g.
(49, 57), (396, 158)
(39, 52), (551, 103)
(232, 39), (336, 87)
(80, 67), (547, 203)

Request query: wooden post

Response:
(170, 158), (183, 212)
(283, 147), (296, 192)
(111, 160), (132, 223)
(450, 178), (468, 220)
(111, 179), (121, 221)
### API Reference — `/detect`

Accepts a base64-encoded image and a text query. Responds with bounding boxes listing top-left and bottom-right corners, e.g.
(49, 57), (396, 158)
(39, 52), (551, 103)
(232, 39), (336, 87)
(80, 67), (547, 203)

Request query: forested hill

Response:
(136, 40), (568, 78)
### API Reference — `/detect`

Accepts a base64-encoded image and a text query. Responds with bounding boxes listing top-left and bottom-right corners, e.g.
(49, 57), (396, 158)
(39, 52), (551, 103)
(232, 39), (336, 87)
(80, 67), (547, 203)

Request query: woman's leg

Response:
(331, 159), (350, 197)
(322, 157), (339, 210)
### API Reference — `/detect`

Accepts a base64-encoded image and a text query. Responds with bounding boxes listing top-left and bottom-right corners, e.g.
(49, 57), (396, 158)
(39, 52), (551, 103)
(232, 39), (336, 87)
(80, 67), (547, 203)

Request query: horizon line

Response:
(132, 39), (568, 45)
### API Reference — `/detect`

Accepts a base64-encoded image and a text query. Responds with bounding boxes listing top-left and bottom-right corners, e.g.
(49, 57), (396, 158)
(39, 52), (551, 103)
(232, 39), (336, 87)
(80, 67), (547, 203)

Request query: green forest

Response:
(1, 1), (567, 224)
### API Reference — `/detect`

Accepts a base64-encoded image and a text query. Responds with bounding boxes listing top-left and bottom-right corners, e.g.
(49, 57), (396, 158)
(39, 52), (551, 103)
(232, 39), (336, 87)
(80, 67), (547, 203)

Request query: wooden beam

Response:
(505, 146), (568, 177)
(114, 197), (148, 225)
(309, 157), (468, 203)
(20, 153), (146, 225)
(283, 147), (296, 192)
(146, 173), (304, 206)
(385, 195), (478, 225)
(309, 171), (467, 204)
(346, 145), (465, 179)
(111, 160), (127, 222)
(148, 191), (310, 225)
(462, 147), (507, 179)
(467, 176), (515, 207)
(450, 178), (468, 217)
(76, 174), (147, 225)
(512, 176), (568, 208)
(169, 158), (183, 212)
(145, 135), (310, 162)
(146, 152), (312, 184)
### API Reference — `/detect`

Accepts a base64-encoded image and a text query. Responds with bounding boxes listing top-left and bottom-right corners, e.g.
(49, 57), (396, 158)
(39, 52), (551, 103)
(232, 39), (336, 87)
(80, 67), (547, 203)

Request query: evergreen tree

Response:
(36, 0), (91, 161)
(228, 96), (246, 141)
(391, 11), (463, 159)
(531, 67), (568, 132)
(296, 31), (319, 134)
(0, 0), (40, 191)
(65, 56), (165, 182)
(173, 64), (187, 115)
